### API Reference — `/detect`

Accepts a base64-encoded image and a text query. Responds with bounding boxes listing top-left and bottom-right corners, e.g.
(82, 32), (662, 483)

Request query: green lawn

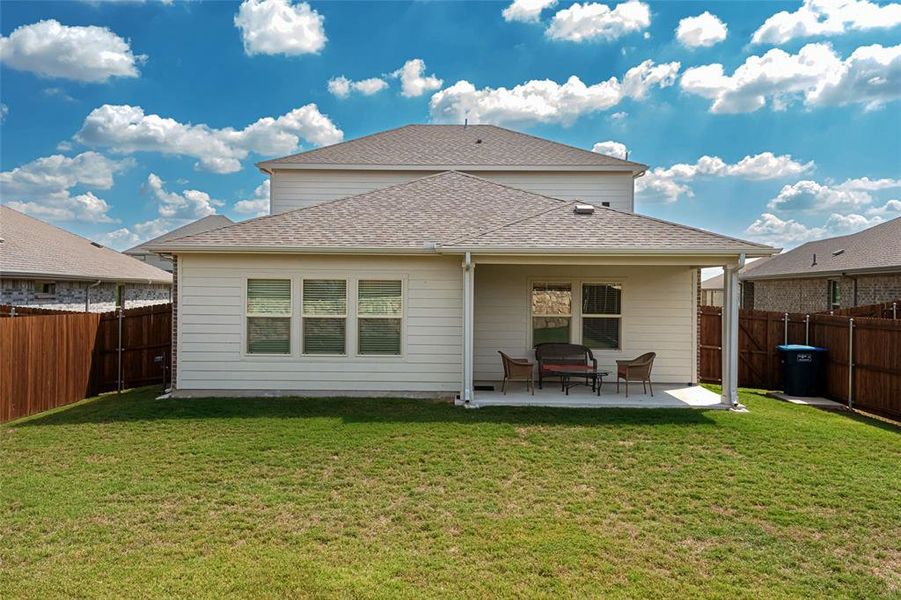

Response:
(1, 388), (899, 599)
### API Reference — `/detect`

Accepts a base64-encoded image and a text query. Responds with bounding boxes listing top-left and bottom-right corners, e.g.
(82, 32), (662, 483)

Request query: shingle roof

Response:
(258, 124), (646, 172)
(702, 258), (772, 289)
(152, 171), (773, 255)
(124, 214), (233, 255)
(742, 218), (901, 279)
(0, 206), (172, 284)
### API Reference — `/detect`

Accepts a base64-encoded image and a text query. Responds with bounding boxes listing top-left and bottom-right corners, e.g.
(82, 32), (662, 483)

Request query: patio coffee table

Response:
(543, 364), (610, 396)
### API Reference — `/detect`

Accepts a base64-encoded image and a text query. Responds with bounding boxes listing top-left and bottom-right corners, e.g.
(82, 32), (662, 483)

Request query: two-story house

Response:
(151, 125), (775, 407)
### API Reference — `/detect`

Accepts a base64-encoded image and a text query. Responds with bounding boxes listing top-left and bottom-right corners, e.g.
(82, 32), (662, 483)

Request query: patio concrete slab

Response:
(768, 392), (848, 410)
(474, 383), (730, 409)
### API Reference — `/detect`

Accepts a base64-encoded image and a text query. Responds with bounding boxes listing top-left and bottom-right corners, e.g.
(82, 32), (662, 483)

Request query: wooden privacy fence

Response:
(699, 305), (901, 420)
(0, 303), (172, 423)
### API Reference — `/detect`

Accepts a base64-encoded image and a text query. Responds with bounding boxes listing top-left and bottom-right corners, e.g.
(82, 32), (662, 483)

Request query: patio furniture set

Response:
(499, 344), (656, 397)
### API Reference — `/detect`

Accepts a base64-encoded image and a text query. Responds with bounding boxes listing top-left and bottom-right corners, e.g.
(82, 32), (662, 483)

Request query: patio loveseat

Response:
(534, 342), (597, 390)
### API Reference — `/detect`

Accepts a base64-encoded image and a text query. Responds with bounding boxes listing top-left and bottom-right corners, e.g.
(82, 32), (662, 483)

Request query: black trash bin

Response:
(776, 344), (827, 396)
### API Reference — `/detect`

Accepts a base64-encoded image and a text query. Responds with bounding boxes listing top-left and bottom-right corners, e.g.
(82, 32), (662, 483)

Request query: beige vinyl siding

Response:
(270, 169), (635, 214)
(176, 254), (462, 394)
(473, 264), (697, 384)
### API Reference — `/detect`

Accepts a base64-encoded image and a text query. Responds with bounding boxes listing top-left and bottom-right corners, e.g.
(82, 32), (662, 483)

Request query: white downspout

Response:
(461, 252), (475, 406)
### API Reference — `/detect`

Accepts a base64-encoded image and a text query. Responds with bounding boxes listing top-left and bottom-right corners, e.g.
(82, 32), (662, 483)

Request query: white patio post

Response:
(721, 265), (732, 405)
(461, 252), (475, 405)
(721, 259), (742, 407)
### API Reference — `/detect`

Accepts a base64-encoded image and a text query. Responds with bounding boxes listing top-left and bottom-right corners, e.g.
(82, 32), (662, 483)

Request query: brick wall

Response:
(751, 273), (901, 312)
(1, 278), (171, 312)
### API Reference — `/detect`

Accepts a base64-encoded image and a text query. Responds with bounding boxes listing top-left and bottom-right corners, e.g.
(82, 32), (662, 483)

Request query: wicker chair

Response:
(616, 352), (656, 397)
(498, 351), (535, 395)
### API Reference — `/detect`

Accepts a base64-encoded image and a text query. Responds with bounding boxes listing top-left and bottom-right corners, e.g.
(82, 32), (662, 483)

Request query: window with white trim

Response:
(302, 279), (347, 354)
(531, 282), (572, 345)
(246, 279), (291, 354)
(357, 280), (403, 355)
(581, 283), (621, 349)
(828, 279), (841, 310)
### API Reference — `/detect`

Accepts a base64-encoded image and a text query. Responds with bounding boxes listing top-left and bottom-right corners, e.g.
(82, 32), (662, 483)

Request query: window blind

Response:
(303, 279), (346, 354)
(358, 280), (402, 316)
(246, 279), (291, 354)
(303, 280), (346, 315)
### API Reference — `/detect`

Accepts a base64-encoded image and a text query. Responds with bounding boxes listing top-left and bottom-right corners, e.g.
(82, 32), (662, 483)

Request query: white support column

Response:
(721, 259), (743, 407)
(721, 266), (732, 405)
(461, 252), (475, 406)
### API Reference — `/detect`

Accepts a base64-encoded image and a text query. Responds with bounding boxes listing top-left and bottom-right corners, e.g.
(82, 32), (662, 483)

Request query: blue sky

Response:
(1, 0), (899, 252)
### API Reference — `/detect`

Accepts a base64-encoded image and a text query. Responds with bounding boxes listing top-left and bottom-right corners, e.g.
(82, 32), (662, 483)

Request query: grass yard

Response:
(1, 388), (899, 599)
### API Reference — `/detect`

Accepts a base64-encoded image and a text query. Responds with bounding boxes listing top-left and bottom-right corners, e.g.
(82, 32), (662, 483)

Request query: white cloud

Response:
(676, 11), (727, 48)
(867, 199), (901, 217)
(745, 211), (889, 247)
(75, 103), (343, 174)
(234, 0), (326, 56)
(767, 177), (901, 212)
(234, 179), (271, 216)
(546, 1), (650, 42)
(0, 103), (7, 122)
(636, 152), (814, 201)
(681, 42), (901, 113)
(609, 110), (628, 120)
(97, 175), (228, 250)
(503, 0), (558, 23)
(94, 227), (141, 250)
(752, 0), (901, 45)
(0, 19), (145, 83)
(0, 151), (133, 222)
(429, 59), (679, 126)
(145, 173), (223, 220)
(592, 140), (628, 160)
(327, 76), (388, 99)
(392, 59), (443, 98)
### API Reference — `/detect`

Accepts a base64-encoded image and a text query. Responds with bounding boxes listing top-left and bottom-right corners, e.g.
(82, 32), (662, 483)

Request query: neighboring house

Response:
(0, 206), (172, 312)
(150, 124), (776, 406)
(124, 215), (233, 272)
(701, 257), (770, 308)
(741, 218), (901, 313)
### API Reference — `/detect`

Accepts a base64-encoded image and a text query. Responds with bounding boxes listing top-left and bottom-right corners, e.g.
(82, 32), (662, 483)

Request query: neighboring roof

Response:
(0, 206), (172, 284)
(742, 218), (901, 280)
(124, 214), (233, 255)
(701, 273), (724, 290)
(702, 257), (772, 289)
(257, 124), (647, 173)
(151, 171), (775, 256)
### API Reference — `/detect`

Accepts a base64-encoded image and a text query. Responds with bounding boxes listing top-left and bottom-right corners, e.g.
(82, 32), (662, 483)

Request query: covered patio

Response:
(474, 382), (725, 409)
(456, 252), (754, 410)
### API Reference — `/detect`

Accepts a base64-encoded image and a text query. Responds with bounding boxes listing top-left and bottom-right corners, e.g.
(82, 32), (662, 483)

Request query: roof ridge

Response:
(479, 123), (647, 169)
(3, 205), (116, 251)
(256, 124), (412, 167)
(148, 171), (470, 248)
(445, 200), (580, 246)
(620, 204), (774, 250)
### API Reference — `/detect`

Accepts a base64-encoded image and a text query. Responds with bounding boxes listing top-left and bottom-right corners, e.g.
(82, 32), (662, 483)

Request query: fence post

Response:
(848, 318), (854, 409)
(10, 307), (15, 318)
(893, 302), (897, 320)
(805, 314), (810, 345)
(117, 307), (124, 394)
(783, 312), (789, 345)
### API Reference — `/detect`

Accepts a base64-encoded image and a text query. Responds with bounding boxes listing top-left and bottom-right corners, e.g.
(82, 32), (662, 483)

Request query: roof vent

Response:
(811, 253), (817, 266)
(832, 248), (845, 256)
(90, 241), (104, 248)
(475, 138), (482, 144)
(574, 204), (595, 215)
